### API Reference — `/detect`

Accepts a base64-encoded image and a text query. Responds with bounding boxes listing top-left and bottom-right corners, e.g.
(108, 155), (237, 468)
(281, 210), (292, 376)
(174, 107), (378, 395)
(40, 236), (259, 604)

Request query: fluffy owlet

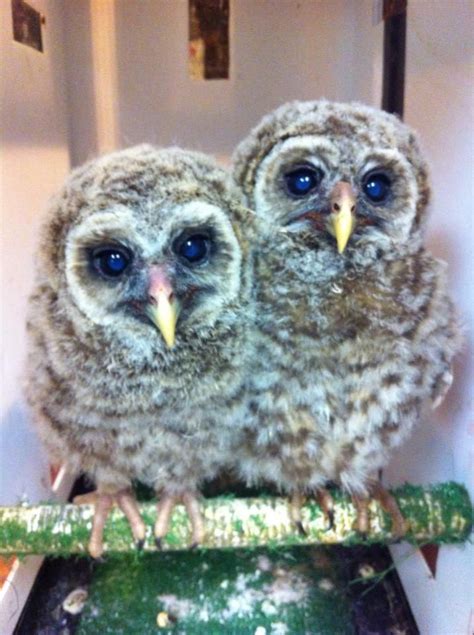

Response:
(25, 145), (255, 556)
(232, 100), (461, 534)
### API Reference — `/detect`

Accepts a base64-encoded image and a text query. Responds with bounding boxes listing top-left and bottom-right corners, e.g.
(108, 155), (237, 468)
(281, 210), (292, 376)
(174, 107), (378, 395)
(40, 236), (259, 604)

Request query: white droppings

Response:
(255, 627), (267, 635)
(156, 611), (170, 628)
(62, 588), (88, 615)
(261, 600), (278, 616)
(257, 555), (272, 572)
(157, 594), (194, 619)
(358, 563), (375, 578)
(318, 578), (335, 592)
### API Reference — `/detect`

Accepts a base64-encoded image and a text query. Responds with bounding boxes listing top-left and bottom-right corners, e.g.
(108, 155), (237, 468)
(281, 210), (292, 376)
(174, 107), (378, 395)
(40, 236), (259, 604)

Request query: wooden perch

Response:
(0, 483), (471, 556)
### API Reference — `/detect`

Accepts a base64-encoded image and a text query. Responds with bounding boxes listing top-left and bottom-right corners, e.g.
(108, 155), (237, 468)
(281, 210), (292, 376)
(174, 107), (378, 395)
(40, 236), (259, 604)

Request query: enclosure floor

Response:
(14, 544), (418, 634)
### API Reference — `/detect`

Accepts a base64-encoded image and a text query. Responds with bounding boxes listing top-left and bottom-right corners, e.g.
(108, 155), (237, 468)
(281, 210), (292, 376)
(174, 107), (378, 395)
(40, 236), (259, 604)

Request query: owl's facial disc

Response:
(65, 200), (243, 347)
(284, 172), (392, 257)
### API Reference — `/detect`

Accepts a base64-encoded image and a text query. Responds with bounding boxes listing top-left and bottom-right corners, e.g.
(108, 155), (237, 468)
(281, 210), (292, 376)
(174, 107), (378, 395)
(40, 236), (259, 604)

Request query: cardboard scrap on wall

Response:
(189, 0), (230, 80)
(11, 0), (43, 52)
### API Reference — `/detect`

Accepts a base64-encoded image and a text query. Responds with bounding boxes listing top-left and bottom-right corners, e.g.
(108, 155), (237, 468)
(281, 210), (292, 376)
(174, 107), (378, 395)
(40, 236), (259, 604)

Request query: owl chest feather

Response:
(245, 249), (451, 491)
(27, 286), (248, 486)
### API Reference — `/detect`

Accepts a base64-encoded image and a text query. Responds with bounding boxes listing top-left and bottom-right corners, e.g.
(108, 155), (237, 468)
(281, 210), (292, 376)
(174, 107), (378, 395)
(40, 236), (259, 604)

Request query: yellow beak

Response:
(329, 181), (356, 254)
(147, 294), (180, 348)
(147, 266), (180, 348)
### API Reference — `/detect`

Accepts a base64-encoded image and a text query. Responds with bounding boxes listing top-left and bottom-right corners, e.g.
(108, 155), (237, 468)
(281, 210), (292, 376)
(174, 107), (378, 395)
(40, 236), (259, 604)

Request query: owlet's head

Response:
(39, 145), (254, 351)
(233, 100), (430, 264)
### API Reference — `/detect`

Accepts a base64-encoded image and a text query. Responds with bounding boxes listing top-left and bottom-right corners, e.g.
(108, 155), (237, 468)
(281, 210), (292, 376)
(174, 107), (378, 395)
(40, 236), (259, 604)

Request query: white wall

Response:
(0, 1), (71, 630)
(0, 0), (71, 503)
(64, 0), (382, 165)
(385, 2), (474, 634)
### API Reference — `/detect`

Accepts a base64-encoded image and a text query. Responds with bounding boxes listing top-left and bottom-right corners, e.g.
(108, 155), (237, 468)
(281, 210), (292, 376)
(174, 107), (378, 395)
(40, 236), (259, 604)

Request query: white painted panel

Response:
(1, 1), (71, 630)
(385, 2), (474, 633)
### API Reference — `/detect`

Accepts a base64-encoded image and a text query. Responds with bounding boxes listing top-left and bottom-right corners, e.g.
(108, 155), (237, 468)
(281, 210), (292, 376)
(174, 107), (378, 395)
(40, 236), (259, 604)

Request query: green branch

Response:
(0, 482), (471, 556)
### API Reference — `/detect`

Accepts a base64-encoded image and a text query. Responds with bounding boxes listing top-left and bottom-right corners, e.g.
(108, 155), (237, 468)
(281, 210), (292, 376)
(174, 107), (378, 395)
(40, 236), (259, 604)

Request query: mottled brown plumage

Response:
(232, 100), (461, 533)
(25, 145), (255, 555)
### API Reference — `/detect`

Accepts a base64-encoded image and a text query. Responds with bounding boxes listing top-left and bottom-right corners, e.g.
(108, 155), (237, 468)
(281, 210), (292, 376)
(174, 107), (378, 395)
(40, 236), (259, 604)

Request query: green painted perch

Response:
(0, 483), (471, 556)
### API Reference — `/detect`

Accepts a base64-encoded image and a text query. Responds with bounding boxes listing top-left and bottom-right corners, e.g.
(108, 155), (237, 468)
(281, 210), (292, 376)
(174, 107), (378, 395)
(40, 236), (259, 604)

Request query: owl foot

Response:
(154, 491), (204, 549)
(73, 489), (146, 558)
(289, 492), (307, 536)
(289, 488), (334, 535)
(371, 482), (407, 539)
(352, 484), (407, 539)
(314, 489), (335, 530)
(351, 495), (369, 536)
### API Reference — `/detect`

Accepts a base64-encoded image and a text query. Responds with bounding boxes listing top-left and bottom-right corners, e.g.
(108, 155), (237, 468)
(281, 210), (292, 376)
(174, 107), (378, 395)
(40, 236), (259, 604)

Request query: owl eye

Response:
(91, 246), (132, 279)
(284, 166), (323, 197)
(175, 234), (210, 264)
(363, 172), (391, 203)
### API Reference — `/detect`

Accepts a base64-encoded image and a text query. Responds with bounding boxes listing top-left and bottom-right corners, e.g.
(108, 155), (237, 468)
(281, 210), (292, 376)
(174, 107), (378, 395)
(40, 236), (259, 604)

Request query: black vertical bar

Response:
(382, 7), (407, 119)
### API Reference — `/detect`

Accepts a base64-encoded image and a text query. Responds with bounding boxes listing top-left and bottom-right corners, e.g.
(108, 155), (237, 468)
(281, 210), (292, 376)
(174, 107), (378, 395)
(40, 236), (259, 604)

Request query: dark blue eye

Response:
(177, 234), (210, 264)
(363, 172), (391, 203)
(92, 246), (132, 278)
(284, 166), (322, 197)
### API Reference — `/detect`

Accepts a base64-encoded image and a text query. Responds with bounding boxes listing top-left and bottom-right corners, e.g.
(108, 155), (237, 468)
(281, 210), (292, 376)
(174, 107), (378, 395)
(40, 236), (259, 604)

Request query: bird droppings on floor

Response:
(76, 546), (354, 634)
(62, 587), (89, 615)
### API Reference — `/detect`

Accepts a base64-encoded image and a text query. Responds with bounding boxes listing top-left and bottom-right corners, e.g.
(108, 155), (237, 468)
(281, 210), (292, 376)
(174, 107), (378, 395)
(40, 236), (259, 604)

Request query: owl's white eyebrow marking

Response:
(358, 149), (406, 175)
(271, 135), (339, 169)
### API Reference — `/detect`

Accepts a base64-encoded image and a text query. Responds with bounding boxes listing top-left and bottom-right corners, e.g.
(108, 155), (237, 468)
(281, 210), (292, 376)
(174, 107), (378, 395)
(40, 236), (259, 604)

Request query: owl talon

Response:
(289, 492), (307, 534)
(326, 509), (335, 531)
(154, 493), (178, 545)
(155, 491), (205, 548)
(295, 520), (307, 537)
(116, 489), (147, 545)
(182, 491), (205, 547)
(352, 484), (408, 539)
(155, 537), (163, 551)
(371, 483), (408, 539)
(135, 539), (145, 551)
(74, 488), (144, 559)
(315, 489), (335, 531)
(352, 495), (370, 534)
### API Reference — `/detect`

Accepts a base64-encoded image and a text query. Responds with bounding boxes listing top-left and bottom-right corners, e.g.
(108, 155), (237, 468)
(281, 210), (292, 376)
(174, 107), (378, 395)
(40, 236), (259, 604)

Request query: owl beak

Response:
(329, 181), (356, 254)
(146, 266), (180, 348)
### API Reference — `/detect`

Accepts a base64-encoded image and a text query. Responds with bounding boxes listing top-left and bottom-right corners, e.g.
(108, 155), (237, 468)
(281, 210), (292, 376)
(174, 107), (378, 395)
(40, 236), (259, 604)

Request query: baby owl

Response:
(232, 100), (461, 534)
(25, 145), (255, 556)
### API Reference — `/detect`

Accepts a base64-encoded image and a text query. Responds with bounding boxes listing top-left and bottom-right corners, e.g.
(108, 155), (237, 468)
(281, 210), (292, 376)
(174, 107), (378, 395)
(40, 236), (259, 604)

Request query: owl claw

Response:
(295, 520), (307, 537)
(74, 488), (145, 559)
(289, 492), (307, 534)
(135, 539), (145, 551)
(352, 484), (408, 539)
(315, 489), (335, 530)
(289, 489), (334, 534)
(371, 483), (408, 539)
(352, 494), (370, 535)
(154, 491), (205, 549)
(155, 537), (163, 550)
(326, 509), (335, 532)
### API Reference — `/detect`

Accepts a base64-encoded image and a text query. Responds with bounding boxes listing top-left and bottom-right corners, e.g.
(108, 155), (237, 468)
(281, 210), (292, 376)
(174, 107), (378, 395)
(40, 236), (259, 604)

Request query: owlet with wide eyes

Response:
(232, 100), (461, 534)
(25, 145), (255, 556)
